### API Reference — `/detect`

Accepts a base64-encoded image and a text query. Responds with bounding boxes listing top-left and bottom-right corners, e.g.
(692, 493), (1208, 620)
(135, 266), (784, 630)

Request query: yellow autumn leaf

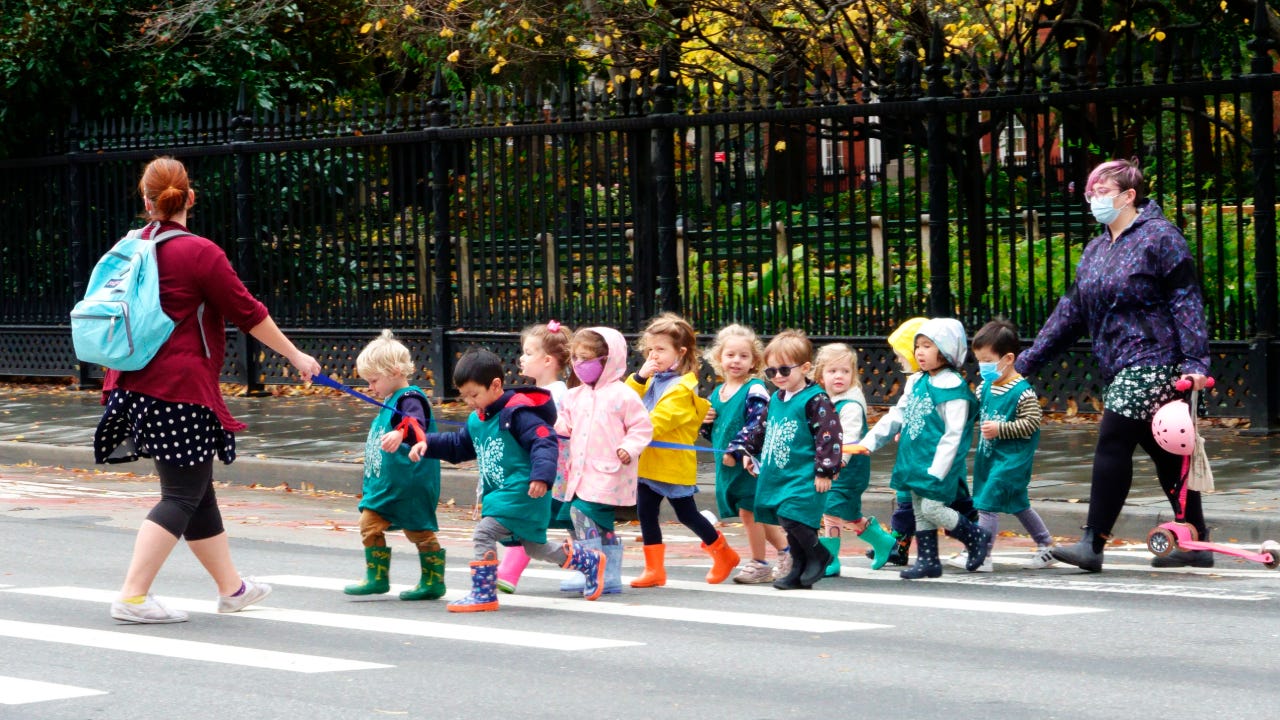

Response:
(446, 0), (459, 10)
(566, 35), (577, 43)
(630, 68), (642, 79)
(602, 34), (613, 48)
(439, 27), (453, 38)
(615, 74), (626, 84)
(1110, 20), (1127, 32)
(491, 62), (505, 74)
(774, 140), (787, 152)
(375, 19), (385, 31)
(534, 34), (544, 45)
(360, 22), (372, 34)
(519, 19), (531, 31)
(403, 4), (416, 18)
(1153, 30), (1167, 41)
(447, 49), (461, 63)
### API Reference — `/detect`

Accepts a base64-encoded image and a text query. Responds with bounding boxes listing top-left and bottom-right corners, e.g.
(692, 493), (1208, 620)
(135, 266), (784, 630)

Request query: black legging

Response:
(145, 459), (225, 541)
(636, 481), (719, 546)
(1087, 410), (1206, 538)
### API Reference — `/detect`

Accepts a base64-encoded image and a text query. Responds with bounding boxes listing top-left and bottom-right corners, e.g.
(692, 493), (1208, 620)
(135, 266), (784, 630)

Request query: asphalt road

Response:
(3, 466), (1279, 719)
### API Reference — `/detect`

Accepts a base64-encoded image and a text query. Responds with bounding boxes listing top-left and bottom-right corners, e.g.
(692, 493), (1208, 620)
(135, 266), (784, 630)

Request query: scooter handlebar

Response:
(1175, 376), (1216, 392)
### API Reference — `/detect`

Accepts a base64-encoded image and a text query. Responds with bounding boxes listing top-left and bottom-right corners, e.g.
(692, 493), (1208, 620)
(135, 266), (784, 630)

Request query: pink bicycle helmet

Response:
(1152, 400), (1196, 456)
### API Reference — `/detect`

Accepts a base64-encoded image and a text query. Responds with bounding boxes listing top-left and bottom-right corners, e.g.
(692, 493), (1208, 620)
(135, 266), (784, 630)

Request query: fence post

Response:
(428, 70), (454, 401)
(924, 24), (953, 318)
(66, 109), (98, 389)
(1246, 1), (1278, 433)
(231, 85), (265, 395)
(654, 45), (682, 315)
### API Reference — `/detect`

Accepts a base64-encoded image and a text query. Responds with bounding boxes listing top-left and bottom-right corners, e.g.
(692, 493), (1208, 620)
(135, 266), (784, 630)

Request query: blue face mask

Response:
(978, 360), (1005, 383)
(1089, 194), (1124, 225)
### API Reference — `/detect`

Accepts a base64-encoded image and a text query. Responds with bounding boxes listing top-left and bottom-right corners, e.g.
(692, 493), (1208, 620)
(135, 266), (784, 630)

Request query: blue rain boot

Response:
(559, 536), (600, 594)
(899, 531), (942, 580)
(447, 551), (499, 613)
(951, 516), (993, 572)
(561, 540), (605, 601)
(601, 541), (624, 595)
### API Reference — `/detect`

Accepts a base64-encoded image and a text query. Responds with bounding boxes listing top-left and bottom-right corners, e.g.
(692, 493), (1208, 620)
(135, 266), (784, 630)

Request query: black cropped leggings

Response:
(145, 459), (225, 541)
(1087, 410), (1206, 539)
(636, 481), (719, 546)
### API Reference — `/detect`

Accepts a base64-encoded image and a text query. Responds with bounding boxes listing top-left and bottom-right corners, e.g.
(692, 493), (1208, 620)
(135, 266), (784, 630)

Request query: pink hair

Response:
(1085, 159), (1145, 201)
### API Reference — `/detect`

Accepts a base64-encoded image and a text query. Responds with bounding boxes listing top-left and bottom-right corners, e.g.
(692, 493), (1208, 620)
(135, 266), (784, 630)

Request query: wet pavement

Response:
(1, 383), (1278, 544)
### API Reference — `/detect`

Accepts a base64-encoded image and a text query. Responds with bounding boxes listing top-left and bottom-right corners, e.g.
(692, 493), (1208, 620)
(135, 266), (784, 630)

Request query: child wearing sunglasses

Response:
(728, 330), (843, 589)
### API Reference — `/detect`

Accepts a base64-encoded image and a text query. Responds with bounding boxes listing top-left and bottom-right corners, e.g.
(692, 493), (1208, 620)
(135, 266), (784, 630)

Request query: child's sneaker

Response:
(111, 594), (188, 624)
(945, 551), (992, 572)
(771, 550), (793, 580)
(1028, 545), (1058, 569)
(217, 578), (273, 613)
(733, 560), (773, 584)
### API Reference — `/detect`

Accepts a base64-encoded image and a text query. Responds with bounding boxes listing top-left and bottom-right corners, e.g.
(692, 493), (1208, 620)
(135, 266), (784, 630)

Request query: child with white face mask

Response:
(945, 319), (1056, 572)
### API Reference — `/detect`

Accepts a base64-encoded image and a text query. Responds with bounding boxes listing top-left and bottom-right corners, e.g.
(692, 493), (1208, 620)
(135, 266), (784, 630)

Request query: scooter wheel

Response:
(1147, 528), (1176, 557)
(1261, 540), (1280, 570)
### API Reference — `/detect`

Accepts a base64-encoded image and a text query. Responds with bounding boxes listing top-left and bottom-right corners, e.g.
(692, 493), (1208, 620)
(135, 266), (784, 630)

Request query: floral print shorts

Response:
(1103, 364), (1181, 421)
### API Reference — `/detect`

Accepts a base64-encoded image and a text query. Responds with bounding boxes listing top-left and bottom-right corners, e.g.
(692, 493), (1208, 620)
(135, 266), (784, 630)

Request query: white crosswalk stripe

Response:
(4, 586), (640, 651)
(0, 478), (158, 500)
(0, 675), (107, 705)
(0, 618), (389, 673)
(258, 574), (889, 633)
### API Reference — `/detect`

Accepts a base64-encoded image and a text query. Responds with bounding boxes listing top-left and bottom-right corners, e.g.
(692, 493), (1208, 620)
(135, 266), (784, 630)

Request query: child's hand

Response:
(637, 358), (661, 380)
(702, 407), (717, 424)
(528, 482), (548, 498)
(380, 429), (405, 452)
(981, 421), (1000, 440)
(742, 455), (759, 476)
(616, 448), (632, 464)
(845, 444), (870, 455)
(722, 453), (736, 468)
(815, 476), (832, 493)
(408, 440), (428, 461)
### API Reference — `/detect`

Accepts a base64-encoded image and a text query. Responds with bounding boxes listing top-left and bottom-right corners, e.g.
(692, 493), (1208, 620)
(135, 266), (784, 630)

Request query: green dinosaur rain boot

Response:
(344, 546), (391, 595)
(400, 549), (447, 600)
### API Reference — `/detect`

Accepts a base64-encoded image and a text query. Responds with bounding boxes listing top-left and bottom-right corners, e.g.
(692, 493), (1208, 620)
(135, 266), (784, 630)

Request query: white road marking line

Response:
(0, 619), (388, 674)
(259, 575), (889, 633)
(504, 568), (1105, 616)
(5, 586), (639, 652)
(0, 675), (107, 705)
(0, 479), (158, 499)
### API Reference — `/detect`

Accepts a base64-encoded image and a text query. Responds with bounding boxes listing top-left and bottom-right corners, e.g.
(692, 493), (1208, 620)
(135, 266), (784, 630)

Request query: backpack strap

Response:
(139, 221), (193, 245)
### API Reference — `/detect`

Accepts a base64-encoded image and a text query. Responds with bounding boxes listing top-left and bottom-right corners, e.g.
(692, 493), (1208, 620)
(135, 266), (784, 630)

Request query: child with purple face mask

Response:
(553, 327), (653, 595)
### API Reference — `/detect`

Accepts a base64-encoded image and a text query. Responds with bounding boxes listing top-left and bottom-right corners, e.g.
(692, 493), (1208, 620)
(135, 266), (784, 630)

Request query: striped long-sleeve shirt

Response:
(989, 377), (1042, 439)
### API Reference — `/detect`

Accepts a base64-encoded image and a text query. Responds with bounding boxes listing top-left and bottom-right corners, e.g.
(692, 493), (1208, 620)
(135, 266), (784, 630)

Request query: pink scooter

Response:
(1146, 377), (1280, 569)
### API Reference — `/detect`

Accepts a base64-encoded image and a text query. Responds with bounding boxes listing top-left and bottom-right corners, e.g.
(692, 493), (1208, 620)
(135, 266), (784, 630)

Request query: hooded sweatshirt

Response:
(556, 327), (654, 506)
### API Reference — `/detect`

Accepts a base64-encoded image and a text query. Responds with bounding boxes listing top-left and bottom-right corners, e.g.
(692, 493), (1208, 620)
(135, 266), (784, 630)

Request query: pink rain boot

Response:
(495, 545), (531, 594)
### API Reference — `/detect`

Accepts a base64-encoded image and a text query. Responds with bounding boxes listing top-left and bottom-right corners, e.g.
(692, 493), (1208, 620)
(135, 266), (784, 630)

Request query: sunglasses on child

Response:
(763, 363), (801, 379)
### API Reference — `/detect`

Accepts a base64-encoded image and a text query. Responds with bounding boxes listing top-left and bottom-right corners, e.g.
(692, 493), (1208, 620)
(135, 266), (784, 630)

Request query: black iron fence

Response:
(2, 12), (1278, 428)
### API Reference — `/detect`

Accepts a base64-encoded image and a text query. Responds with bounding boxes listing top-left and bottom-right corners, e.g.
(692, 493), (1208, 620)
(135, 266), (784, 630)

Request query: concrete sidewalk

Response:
(2, 385), (1278, 544)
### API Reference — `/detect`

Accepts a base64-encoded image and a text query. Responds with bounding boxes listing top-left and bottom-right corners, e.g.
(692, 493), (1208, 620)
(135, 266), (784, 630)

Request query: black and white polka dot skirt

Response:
(94, 389), (236, 467)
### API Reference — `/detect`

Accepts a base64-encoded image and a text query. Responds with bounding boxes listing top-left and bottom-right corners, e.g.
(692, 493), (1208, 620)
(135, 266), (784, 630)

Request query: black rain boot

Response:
(899, 531), (941, 580)
(1052, 527), (1106, 572)
(1152, 528), (1214, 568)
(799, 535), (834, 588)
(950, 516), (993, 572)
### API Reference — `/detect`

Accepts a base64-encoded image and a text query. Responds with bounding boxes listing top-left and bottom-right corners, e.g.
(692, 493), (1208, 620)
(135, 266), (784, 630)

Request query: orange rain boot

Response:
(702, 533), (741, 584)
(630, 544), (667, 588)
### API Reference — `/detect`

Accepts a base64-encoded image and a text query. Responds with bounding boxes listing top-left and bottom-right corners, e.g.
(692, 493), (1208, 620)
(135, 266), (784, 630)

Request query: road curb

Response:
(4, 439), (1277, 546)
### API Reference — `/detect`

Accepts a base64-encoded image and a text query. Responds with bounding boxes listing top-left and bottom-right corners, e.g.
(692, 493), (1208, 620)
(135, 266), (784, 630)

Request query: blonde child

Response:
(555, 327), (653, 595)
(344, 330), (445, 601)
(729, 330), (843, 589)
(409, 349), (605, 611)
(813, 343), (899, 575)
(700, 324), (789, 584)
(849, 318), (990, 579)
(627, 313), (739, 587)
(495, 319), (575, 593)
(945, 319), (1056, 572)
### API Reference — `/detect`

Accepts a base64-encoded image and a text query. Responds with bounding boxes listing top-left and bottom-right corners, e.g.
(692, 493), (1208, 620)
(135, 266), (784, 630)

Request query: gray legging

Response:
(472, 517), (567, 563)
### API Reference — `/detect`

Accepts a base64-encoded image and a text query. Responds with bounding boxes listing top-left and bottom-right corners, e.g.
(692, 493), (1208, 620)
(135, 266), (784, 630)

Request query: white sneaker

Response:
(1028, 545), (1058, 569)
(217, 577), (273, 613)
(111, 594), (189, 624)
(972, 556), (994, 573)
(733, 560), (773, 584)
(771, 550), (793, 580)
(943, 551), (969, 570)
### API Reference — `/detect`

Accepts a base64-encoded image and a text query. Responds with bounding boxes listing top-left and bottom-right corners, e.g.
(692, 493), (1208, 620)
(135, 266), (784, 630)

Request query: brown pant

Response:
(359, 509), (440, 552)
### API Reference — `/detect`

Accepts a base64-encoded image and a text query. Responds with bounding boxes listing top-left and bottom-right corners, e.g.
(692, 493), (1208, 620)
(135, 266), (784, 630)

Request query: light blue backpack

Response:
(70, 222), (189, 371)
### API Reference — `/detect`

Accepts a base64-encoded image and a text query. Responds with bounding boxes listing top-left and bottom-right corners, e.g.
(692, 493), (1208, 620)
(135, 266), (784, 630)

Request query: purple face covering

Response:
(573, 358), (604, 385)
